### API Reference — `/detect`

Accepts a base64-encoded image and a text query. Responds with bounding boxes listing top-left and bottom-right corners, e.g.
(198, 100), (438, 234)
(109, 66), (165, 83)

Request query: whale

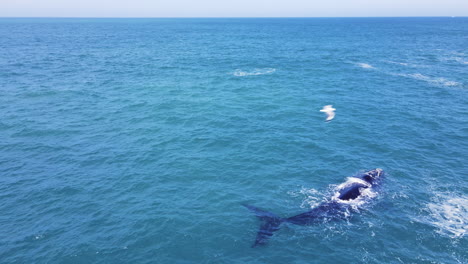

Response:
(244, 169), (384, 247)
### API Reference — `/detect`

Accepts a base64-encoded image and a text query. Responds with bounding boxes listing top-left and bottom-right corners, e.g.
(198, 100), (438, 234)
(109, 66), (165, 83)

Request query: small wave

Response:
(356, 63), (374, 69)
(451, 51), (465, 56)
(397, 73), (460, 87)
(442, 51), (468, 64)
(232, 68), (276, 76)
(440, 56), (468, 65)
(426, 194), (467, 238)
(382, 60), (429, 68)
(384, 60), (409, 66)
(450, 57), (468, 65)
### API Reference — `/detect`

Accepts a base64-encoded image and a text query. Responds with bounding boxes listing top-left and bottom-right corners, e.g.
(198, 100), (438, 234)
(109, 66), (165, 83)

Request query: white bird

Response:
(320, 105), (336, 122)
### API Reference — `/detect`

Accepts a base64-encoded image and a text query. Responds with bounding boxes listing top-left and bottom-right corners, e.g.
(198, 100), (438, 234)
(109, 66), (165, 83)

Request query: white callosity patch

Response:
(427, 194), (467, 238)
(233, 68), (276, 76)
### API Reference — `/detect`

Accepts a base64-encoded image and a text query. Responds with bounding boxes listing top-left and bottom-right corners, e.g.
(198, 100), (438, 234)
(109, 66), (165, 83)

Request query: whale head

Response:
(361, 168), (383, 185)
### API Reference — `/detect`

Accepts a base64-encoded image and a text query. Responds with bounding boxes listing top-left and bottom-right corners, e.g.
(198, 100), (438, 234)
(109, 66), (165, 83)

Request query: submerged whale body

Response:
(244, 169), (384, 247)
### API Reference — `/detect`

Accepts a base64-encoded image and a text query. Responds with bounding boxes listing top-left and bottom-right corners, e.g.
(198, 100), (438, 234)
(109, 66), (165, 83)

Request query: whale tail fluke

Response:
(243, 204), (284, 247)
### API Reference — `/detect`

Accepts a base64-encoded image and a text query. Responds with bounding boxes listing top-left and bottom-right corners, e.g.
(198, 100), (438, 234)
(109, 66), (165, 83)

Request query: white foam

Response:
(288, 187), (322, 209)
(293, 177), (379, 216)
(426, 194), (467, 238)
(232, 68), (276, 76)
(331, 177), (377, 208)
(299, 188), (322, 209)
(357, 63), (374, 69)
(397, 73), (461, 87)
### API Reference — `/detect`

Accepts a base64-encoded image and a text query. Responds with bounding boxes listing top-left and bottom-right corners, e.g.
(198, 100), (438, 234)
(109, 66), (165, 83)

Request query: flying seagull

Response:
(320, 105), (336, 122)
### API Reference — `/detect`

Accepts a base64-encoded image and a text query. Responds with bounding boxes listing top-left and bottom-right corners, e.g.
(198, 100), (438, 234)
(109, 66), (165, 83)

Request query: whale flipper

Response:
(243, 204), (284, 247)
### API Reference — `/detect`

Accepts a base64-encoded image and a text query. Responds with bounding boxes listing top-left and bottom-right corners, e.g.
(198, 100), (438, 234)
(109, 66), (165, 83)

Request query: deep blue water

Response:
(0, 18), (467, 263)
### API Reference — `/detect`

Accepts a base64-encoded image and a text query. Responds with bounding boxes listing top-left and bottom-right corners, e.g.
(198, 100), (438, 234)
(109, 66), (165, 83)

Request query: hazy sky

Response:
(1, 0), (467, 17)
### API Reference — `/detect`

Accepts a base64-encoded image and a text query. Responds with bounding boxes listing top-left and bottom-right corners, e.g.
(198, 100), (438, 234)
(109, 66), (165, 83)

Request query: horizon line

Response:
(0, 15), (466, 19)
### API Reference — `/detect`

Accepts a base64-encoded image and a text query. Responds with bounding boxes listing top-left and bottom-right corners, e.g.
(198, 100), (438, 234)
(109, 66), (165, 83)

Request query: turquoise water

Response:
(0, 18), (467, 263)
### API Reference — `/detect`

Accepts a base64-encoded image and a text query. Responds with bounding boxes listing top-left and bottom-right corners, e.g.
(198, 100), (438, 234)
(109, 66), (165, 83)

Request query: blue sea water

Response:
(0, 17), (467, 263)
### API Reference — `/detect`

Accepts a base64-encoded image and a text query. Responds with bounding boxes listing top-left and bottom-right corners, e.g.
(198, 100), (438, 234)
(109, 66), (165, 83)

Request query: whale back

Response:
(337, 181), (369, 200)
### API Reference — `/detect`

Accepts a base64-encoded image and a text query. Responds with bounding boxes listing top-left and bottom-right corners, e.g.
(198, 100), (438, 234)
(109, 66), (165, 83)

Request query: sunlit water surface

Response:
(0, 18), (467, 263)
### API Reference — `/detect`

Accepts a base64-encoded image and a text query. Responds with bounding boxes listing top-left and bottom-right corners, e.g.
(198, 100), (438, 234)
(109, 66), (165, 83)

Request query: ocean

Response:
(0, 17), (467, 263)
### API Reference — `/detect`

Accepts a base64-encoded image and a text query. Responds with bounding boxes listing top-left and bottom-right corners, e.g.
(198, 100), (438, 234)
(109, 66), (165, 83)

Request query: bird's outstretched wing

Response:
(320, 105), (334, 112)
(325, 111), (335, 121)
